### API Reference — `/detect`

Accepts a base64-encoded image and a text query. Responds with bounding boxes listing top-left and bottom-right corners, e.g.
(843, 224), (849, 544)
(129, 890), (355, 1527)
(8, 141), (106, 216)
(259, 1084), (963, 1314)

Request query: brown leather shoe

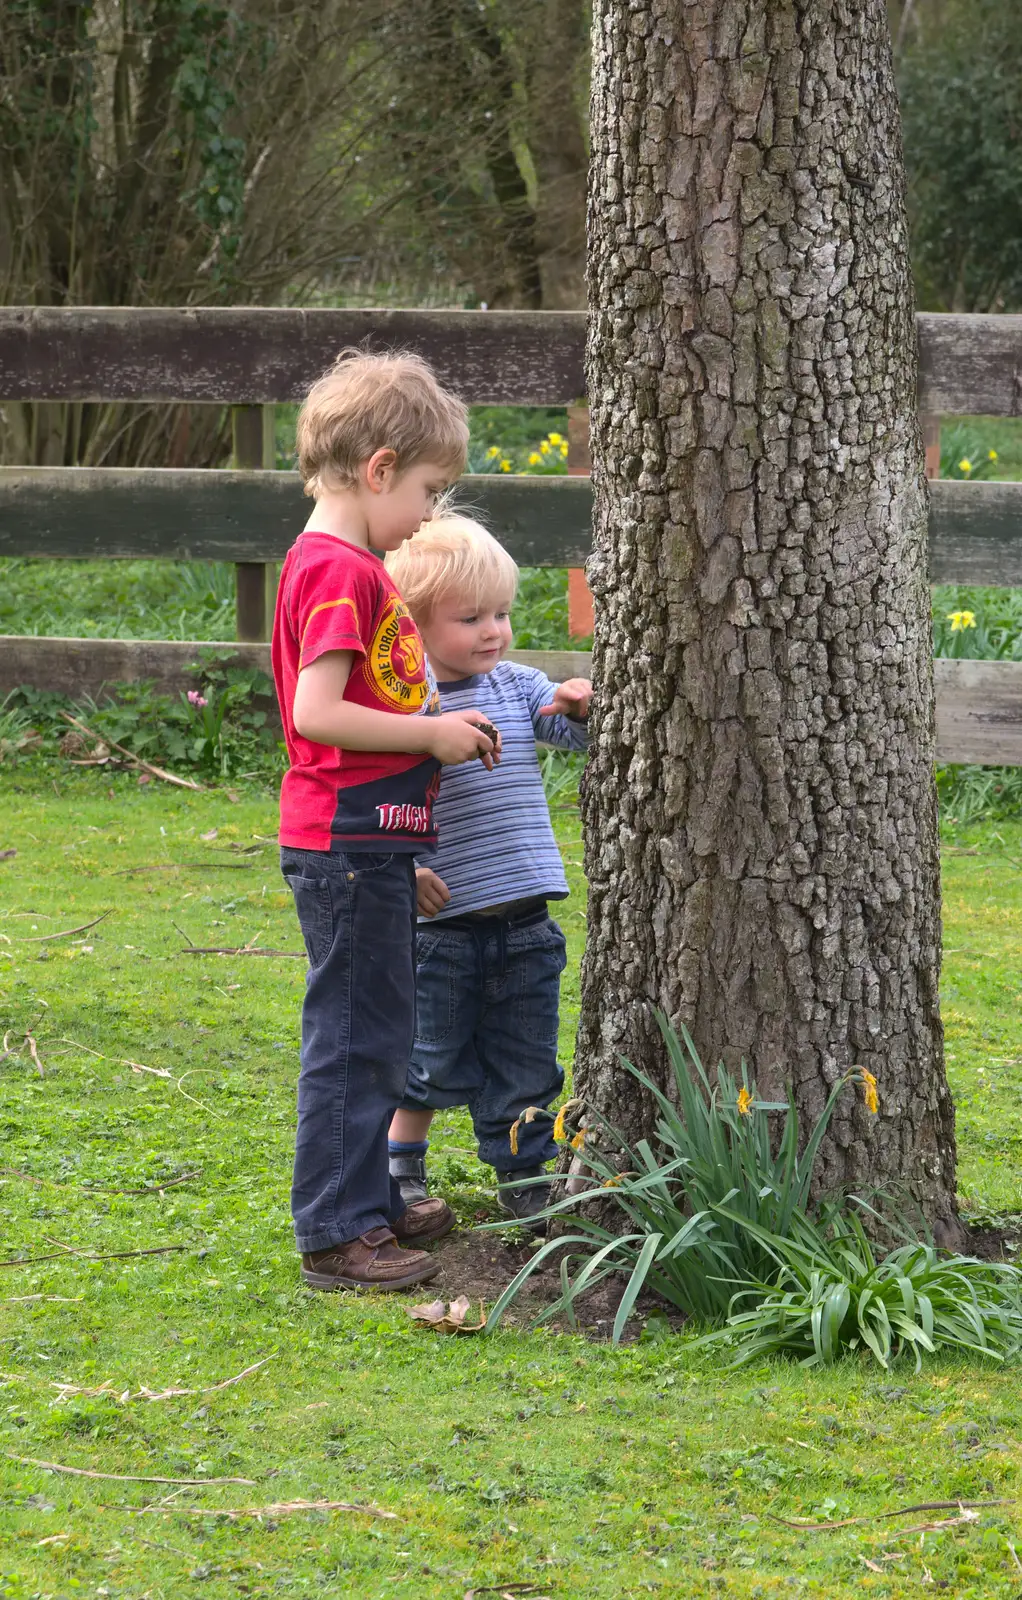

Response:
(391, 1196), (456, 1244)
(301, 1226), (440, 1291)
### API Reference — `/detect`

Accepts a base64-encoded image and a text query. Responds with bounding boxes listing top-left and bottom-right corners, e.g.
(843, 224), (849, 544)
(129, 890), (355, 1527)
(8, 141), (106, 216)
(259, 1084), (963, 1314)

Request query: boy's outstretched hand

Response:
(539, 677), (592, 721)
(416, 867), (451, 918)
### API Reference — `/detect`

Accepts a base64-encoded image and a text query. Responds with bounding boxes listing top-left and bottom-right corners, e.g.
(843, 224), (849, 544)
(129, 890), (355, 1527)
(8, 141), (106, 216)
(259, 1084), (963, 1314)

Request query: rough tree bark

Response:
(576, 0), (961, 1235)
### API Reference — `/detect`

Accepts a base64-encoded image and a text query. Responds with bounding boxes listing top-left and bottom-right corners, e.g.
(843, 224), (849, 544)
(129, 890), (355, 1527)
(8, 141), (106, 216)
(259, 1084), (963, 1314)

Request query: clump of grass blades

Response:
(701, 1207), (1022, 1370)
(485, 1014), (1022, 1367)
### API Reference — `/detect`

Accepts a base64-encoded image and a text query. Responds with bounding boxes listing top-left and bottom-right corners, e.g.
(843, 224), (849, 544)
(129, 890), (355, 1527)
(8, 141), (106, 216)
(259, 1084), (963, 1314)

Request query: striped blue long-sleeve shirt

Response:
(414, 661), (589, 919)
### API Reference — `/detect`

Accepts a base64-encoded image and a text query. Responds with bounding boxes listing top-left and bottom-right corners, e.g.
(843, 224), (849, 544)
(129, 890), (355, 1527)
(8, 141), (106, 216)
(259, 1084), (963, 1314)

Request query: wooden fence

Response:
(2, 307), (1022, 764)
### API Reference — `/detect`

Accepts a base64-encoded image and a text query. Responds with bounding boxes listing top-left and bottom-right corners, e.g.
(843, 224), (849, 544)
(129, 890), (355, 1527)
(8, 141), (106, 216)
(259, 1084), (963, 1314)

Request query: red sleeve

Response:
(291, 552), (379, 670)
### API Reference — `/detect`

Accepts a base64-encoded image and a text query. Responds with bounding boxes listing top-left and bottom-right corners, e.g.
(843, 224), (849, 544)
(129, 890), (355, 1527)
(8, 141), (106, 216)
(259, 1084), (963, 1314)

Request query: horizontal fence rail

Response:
(0, 307), (1020, 414)
(2, 305), (1022, 767)
(0, 308), (586, 407)
(1, 468), (1020, 585)
(0, 637), (1016, 768)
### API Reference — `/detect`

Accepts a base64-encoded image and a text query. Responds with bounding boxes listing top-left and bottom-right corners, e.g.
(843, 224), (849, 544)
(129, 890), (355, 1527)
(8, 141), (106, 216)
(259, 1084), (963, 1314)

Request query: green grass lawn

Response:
(1, 770), (1021, 1598)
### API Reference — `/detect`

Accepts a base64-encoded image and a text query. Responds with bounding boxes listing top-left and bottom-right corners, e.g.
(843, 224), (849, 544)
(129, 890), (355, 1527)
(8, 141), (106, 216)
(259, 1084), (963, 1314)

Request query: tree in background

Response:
(0, 0), (401, 467)
(896, 0), (1022, 311)
(577, 0), (963, 1240)
(0, 0), (590, 468)
(367, 0), (589, 310)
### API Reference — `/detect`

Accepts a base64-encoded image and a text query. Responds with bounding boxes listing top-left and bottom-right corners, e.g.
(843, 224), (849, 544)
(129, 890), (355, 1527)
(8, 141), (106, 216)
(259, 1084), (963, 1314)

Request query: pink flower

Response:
(187, 690), (208, 708)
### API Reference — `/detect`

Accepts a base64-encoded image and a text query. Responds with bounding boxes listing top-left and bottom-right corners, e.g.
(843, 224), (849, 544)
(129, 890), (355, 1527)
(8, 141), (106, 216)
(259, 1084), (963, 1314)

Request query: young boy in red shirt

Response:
(273, 349), (501, 1292)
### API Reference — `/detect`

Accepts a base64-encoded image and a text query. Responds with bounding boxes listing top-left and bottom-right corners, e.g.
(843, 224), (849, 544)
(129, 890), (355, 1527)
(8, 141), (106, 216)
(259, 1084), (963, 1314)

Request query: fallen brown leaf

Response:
(409, 1295), (487, 1334)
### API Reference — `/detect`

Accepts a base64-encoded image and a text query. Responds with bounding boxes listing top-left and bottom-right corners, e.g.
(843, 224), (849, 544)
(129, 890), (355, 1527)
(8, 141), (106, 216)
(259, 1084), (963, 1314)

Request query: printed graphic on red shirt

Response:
(271, 533), (441, 853)
(366, 597), (432, 711)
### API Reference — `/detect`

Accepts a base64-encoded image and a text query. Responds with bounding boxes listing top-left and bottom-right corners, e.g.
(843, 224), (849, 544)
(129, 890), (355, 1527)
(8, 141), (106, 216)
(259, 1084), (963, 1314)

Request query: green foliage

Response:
(900, 0), (1022, 310)
(487, 1016), (874, 1338)
(467, 407), (570, 471)
(538, 748), (584, 807)
(489, 1017), (1022, 1368)
(9, 658), (282, 783)
(0, 558), (237, 641)
(0, 691), (38, 765)
(939, 422), (1003, 482)
(704, 1211), (1022, 1371)
(513, 566), (578, 650)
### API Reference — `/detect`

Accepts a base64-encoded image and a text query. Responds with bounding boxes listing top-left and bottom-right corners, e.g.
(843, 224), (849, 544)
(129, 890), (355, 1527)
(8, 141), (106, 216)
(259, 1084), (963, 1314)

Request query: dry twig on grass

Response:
(132, 1497), (397, 1522)
(58, 712), (203, 791)
(0, 1166), (201, 1198)
(2, 1296), (82, 1305)
(767, 1500), (1009, 1532)
(179, 946), (303, 959)
(111, 863), (253, 875)
(50, 1355), (275, 1406)
(55, 1037), (172, 1081)
(6, 1452), (254, 1486)
(2, 1028), (46, 1076)
(0, 1243), (187, 1269)
(16, 912), (111, 943)
(464, 1586), (549, 1599)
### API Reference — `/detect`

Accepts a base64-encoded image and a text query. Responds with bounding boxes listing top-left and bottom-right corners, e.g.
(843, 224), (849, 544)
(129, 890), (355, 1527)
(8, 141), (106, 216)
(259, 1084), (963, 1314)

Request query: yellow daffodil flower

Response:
(989, 449), (998, 461)
(539, 440), (550, 455)
(486, 445), (501, 459)
(859, 1069), (879, 1115)
(559, 442), (569, 457)
(947, 610), (977, 632)
(528, 452), (541, 465)
(737, 1086), (753, 1116)
(571, 1129), (585, 1151)
(959, 458), (972, 474)
(499, 459), (511, 472)
(548, 432), (563, 445)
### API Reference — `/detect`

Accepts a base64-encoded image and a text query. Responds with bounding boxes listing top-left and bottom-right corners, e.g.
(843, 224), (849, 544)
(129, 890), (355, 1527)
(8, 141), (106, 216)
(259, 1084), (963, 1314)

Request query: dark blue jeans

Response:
(281, 846), (416, 1252)
(401, 909), (567, 1170)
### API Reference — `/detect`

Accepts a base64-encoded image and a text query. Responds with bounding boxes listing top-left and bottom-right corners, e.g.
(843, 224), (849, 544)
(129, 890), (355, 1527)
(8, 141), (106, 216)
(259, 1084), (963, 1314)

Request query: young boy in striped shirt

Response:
(385, 513), (591, 1226)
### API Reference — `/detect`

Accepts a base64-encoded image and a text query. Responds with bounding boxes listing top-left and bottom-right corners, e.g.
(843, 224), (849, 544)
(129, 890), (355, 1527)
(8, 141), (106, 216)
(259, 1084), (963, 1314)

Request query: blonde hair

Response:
(386, 511), (519, 622)
(296, 348), (469, 498)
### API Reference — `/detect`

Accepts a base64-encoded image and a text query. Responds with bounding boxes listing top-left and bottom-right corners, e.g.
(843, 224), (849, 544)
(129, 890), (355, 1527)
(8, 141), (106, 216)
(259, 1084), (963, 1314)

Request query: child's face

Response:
(420, 590), (514, 682)
(365, 457), (452, 552)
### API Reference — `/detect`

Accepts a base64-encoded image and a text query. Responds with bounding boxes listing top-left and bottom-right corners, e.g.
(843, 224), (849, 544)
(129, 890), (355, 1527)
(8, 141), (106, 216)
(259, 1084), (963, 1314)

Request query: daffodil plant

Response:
(486, 1015), (1022, 1367)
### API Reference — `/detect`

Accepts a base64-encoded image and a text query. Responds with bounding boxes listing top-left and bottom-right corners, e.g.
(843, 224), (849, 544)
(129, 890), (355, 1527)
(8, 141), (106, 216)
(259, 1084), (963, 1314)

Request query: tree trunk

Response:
(577, 0), (961, 1237)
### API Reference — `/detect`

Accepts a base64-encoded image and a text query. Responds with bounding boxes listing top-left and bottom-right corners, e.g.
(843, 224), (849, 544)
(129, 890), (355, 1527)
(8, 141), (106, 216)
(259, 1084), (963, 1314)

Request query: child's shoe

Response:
(301, 1227), (439, 1291)
(390, 1149), (430, 1206)
(495, 1167), (552, 1233)
(392, 1196), (456, 1243)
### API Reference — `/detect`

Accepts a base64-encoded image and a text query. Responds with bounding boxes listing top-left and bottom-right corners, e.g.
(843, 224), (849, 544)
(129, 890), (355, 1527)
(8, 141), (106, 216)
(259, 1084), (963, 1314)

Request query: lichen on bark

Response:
(577, 0), (959, 1232)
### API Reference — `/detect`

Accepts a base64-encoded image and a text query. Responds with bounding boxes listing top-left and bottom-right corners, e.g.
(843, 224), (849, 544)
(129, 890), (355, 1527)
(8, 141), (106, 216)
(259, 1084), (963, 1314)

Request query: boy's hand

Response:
(427, 710), (502, 769)
(539, 678), (592, 721)
(416, 868), (451, 918)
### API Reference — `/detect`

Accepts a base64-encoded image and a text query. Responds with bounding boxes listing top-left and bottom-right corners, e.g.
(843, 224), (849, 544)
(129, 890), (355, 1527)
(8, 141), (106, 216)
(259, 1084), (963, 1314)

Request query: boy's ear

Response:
(364, 448), (399, 493)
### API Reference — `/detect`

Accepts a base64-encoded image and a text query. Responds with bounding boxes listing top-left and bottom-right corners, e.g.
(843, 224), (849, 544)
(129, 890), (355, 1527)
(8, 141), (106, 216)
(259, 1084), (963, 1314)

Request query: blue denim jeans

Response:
(281, 846), (416, 1252)
(401, 907), (567, 1170)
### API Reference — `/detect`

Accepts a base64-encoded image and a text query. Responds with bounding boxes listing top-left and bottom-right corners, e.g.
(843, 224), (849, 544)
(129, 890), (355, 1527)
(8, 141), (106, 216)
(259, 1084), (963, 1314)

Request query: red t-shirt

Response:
(272, 532), (441, 852)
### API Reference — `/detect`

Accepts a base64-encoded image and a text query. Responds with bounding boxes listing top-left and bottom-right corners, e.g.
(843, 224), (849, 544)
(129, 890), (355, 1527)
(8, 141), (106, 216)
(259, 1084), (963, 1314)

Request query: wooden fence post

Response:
(232, 405), (276, 641)
(566, 401), (594, 638)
